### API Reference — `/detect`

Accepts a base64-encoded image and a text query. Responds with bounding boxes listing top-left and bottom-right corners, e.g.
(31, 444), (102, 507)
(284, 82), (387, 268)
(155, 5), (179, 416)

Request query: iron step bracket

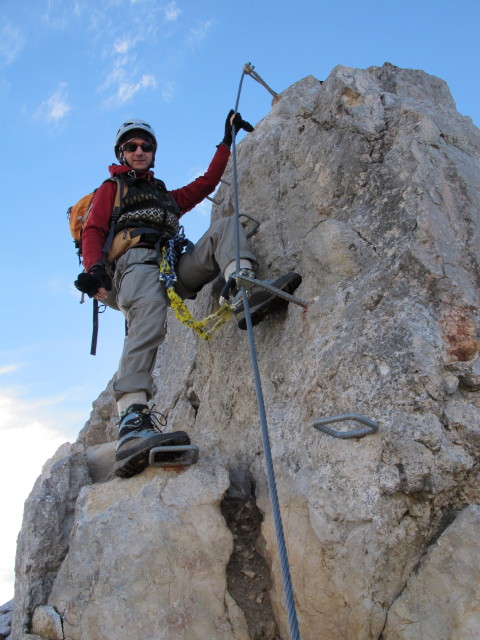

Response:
(236, 273), (308, 309)
(149, 445), (199, 467)
(313, 413), (379, 439)
(239, 212), (260, 238)
(207, 179), (232, 204)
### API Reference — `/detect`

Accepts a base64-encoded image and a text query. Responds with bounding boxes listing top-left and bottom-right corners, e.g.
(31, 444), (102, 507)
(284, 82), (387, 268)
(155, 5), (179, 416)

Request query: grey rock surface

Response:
(383, 504), (480, 640)
(0, 599), (13, 639)
(48, 463), (245, 640)
(10, 443), (90, 638)
(31, 605), (63, 640)
(10, 63), (480, 639)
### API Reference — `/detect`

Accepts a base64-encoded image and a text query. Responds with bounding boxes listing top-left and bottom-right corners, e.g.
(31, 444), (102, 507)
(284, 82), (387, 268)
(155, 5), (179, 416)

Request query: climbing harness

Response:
(313, 413), (379, 439)
(158, 230), (233, 340)
(231, 64), (302, 640)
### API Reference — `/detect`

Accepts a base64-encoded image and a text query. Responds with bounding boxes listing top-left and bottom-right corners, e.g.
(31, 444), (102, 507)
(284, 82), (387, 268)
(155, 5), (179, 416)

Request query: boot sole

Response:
(235, 273), (302, 330)
(114, 431), (190, 479)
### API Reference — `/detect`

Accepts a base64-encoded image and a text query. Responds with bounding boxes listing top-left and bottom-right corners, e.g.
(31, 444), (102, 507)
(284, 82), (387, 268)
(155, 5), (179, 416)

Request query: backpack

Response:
(67, 176), (125, 263)
(67, 176), (126, 356)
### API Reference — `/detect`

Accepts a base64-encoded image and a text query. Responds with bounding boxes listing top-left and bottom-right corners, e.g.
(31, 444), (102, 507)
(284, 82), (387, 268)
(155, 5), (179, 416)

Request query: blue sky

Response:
(0, 0), (479, 603)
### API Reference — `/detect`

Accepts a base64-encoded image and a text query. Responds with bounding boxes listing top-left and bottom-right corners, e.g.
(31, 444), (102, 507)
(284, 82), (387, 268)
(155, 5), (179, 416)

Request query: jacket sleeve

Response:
(170, 143), (230, 214)
(81, 181), (117, 271)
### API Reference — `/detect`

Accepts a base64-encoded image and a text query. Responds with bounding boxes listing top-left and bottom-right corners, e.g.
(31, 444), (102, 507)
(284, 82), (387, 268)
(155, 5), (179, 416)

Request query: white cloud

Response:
(116, 73), (157, 103)
(164, 1), (181, 22)
(73, 2), (84, 17)
(113, 38), (132, 55)
(186, 20), (213, 49)
(0, 22), (25, 67)
(161, 79), (175, 102)
(35, 83), (71, 122)
(0, 364), (21, 375)
(0, 388), (78, 603)
(100, 35), (157, 105)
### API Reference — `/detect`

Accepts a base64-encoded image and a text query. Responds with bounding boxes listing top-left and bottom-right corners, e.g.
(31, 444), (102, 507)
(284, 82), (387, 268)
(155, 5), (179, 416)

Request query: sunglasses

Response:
(121, 141), (154, 153)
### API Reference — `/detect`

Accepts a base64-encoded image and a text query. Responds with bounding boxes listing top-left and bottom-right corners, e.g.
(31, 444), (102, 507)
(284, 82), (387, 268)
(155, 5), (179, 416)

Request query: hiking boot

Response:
(231, 271), (302, 330)
(114, 404), (190, 478)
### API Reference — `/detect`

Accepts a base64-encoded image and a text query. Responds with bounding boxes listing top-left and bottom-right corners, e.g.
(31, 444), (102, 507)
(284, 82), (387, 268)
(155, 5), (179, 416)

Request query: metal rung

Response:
(149, 445), (199, 467)
(239, 212), (260, 238)
(313, 413), (379, 439)
(236, 274), (308, 309)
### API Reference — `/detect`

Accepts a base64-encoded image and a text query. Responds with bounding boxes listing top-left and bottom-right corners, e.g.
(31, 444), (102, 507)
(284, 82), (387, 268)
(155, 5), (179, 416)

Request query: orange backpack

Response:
(68, 191), (96, 256)
(67, 177), (125, 262)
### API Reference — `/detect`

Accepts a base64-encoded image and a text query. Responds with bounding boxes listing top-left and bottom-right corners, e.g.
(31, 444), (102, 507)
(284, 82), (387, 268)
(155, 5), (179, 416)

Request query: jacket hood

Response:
(108, 163), (154, 180)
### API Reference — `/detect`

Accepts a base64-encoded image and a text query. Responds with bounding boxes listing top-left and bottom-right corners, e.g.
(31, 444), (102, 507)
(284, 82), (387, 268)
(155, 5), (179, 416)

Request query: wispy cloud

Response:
(35, 83), (71, 122)
(186, 20), (214, 49)
(0, 22), (25, 66)
(117, 74), (157, 103)
(161, 79), (175, 102)
(164, 1), (181, 22)
(113, 38), (132, 55)
(100, 48), (157, 105)
(41, 0), (81, 29)
(0, 364), (21, 375)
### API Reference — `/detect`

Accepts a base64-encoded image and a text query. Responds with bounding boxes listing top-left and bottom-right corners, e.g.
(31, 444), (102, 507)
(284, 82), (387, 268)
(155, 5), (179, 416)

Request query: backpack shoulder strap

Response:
(102, 175), (127, 258)
(153, 177), (167, 190)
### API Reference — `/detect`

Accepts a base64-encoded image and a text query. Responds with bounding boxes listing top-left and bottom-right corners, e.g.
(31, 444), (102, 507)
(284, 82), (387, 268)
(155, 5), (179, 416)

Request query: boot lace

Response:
(140, 405), (167, 432)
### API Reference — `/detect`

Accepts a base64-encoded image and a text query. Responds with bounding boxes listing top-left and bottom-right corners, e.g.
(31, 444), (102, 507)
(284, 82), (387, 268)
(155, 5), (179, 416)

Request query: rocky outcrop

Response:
(383, 504), (480, 640)
(11, 63), (480, 639)
(0, 600), (13, 639)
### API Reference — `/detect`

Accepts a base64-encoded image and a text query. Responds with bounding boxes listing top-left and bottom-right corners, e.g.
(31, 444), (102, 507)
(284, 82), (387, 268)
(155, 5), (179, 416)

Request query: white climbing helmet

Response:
(114, 118), (157, 164)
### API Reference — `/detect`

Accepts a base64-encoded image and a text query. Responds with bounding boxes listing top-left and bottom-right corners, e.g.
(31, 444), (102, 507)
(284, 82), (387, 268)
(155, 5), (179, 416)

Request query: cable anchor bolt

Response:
(313, 413), (379, 439)
(243, 62), (279, 100)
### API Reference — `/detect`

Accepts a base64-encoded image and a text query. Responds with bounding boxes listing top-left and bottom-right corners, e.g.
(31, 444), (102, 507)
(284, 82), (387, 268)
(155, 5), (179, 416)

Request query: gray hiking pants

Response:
(109, 216), (256, 401)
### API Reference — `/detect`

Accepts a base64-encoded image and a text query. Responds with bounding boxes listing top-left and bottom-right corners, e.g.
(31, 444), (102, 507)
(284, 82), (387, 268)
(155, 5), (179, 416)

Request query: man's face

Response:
(120, 137), (154, 170)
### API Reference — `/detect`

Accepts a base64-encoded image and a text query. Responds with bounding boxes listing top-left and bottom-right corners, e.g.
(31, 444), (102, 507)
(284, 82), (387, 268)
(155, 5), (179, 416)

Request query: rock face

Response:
(11, 63), (480, 639)
(383, 504), (480, 640)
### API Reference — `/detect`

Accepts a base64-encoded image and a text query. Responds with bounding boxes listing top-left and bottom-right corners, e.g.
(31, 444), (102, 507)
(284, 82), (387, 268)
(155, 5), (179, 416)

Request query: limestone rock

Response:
(383, 505), (480, 640)
(0, 599), (13, 639)
(77, 383), (117, 446)
(10, 63), (480, 639)
(47, 463), (249, 640)
(85, 441), (116, 483)
(10, 443), (91, 638)
(31, 605), (63, 640)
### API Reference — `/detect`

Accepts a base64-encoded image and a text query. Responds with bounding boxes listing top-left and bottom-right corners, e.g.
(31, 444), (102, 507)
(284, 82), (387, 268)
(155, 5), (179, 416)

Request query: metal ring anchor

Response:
(313, 413), (379, 439)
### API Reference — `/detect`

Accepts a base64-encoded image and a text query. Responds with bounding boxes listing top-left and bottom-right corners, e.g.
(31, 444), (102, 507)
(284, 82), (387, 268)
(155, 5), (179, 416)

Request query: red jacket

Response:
(81, 143), (231, 271)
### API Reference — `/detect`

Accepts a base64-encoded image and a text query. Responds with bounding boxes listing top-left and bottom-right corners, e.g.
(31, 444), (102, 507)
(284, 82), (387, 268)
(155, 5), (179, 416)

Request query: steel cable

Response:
(231, 69), (301, 640)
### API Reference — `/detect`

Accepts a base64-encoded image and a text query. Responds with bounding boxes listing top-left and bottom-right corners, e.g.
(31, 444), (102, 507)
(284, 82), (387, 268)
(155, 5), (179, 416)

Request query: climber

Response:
(74, 112), (302, 479)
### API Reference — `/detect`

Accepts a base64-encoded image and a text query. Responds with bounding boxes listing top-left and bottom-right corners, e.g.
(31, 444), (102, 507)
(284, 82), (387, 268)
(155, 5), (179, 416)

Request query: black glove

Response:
(221, 109), (254, 147)
(74, 264), (112, 297)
